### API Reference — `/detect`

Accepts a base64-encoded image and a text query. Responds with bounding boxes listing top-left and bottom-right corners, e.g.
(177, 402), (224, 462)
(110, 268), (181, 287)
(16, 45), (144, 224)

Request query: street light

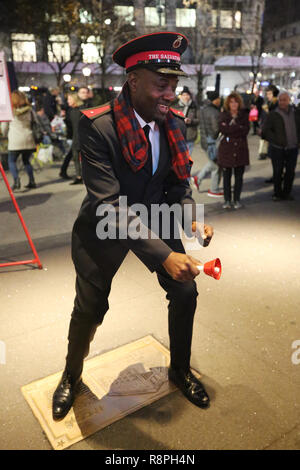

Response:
(63, 74), (71, 93)
(156, 0), (165, 27)
(63, 74), (71, 83)
(82, 66), (91, 86)
(277, 52), (284, 58)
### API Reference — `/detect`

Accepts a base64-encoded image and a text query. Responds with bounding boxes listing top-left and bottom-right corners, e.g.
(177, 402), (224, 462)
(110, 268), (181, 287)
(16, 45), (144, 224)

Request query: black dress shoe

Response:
(59, 171), (71, 180)
(168, 368), (210, 408)
(52, 370), (82, 421)
(25, 181), (37, 189)
(70, 178), (83, 185)
(265, 177), (273, 184)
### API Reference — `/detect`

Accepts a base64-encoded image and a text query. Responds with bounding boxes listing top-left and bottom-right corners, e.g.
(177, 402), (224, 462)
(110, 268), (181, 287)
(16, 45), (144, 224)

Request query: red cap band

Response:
(125, 50), (181, 70)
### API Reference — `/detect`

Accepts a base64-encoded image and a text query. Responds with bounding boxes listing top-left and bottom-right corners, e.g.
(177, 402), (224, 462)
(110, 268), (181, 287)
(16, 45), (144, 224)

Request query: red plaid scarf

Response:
(113, 82), (192, 180)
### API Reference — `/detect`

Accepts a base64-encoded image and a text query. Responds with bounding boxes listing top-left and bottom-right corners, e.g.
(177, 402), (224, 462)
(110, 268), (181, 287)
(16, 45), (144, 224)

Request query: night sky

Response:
(264, 0), (300, 29)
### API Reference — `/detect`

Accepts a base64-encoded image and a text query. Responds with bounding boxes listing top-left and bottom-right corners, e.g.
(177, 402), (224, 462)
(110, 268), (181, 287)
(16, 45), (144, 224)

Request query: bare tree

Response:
(182, 0), (221, 105)
(80, 0), (137, 100)
(237, 1), (265, 93)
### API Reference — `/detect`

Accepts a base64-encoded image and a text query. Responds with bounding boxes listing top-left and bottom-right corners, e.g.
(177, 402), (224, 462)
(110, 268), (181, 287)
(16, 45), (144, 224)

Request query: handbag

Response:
(31, 110), (44, 144)
(35, 144), (53, 165)
(249, 108), (259, 122)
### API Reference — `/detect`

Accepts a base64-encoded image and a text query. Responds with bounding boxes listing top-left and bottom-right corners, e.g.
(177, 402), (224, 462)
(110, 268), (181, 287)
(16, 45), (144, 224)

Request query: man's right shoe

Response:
(265, 177), (273, 184)
(52, 370), (82, 421)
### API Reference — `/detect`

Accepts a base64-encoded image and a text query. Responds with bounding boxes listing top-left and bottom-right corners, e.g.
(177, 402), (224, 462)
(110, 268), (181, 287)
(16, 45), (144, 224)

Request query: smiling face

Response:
(128, 68), (179, 123)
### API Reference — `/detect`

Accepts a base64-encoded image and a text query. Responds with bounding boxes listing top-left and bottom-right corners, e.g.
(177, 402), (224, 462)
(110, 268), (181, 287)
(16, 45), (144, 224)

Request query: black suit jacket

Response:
(72, 107), (196, 286)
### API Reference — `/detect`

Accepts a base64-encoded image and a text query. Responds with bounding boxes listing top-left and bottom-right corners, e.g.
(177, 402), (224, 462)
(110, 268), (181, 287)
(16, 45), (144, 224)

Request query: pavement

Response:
(0, 135), (300, 450)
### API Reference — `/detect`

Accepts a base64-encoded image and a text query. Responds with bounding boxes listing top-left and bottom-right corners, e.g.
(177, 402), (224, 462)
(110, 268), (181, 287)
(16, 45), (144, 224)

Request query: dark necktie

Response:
(143, 124), (153, 175)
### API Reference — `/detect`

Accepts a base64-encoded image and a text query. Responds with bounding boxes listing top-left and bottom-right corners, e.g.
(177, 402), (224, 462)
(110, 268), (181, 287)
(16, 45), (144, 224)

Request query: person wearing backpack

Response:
(0, 90), (36, 190)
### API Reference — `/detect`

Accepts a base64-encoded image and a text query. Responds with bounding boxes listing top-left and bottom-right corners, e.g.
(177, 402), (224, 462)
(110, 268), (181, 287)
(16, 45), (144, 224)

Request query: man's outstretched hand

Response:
(162, 252), (202, 282)
(192, 222), (214, 247)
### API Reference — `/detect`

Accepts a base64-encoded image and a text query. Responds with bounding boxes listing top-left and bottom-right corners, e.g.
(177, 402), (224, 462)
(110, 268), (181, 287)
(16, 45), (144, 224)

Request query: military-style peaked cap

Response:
(113, 32), (188, 77)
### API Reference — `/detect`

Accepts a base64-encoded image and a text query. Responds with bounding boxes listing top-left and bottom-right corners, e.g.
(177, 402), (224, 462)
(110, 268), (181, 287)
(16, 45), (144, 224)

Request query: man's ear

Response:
(127, 71), (139, 94)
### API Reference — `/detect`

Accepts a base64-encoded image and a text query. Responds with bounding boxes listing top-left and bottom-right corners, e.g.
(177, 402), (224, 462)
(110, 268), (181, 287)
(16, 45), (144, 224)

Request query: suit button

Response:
(233, 153), (237, 156)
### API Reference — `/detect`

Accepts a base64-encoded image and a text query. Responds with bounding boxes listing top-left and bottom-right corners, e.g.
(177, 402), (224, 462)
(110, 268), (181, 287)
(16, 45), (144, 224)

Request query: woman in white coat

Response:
(1, 91), (36, 190)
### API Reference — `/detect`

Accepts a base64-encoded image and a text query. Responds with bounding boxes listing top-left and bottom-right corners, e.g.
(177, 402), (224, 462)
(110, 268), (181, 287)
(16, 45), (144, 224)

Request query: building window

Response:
(234, 11), (241, 29)
(114, 6), (134, 22)
(11, 34), (36, 62)
(280, 30), (287, 39)
(176, 8), (196, 27)
(212, 9), (218, 28)
(144, 7), (165, 26)
(81, 36), (101, 63)
(220, 10), (233, 29)
(79, 9), (92, 24)
(48, 35), (70, 62)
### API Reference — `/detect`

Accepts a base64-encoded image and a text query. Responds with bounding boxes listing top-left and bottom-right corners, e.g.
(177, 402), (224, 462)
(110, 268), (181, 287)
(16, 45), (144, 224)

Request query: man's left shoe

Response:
(168, 368), (210, 408)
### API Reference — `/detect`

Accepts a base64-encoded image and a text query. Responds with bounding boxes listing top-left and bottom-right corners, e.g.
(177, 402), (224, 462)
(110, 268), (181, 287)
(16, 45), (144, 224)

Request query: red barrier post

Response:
(0, 162), (42, 269)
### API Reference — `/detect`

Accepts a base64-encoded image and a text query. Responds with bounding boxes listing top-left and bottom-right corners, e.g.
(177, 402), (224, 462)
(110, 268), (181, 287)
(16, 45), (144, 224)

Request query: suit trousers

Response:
(65, 263), (198, 380)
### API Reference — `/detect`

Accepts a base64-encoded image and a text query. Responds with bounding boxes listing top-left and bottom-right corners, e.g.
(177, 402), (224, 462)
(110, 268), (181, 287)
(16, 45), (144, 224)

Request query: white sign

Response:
(0, 52), (13, 122)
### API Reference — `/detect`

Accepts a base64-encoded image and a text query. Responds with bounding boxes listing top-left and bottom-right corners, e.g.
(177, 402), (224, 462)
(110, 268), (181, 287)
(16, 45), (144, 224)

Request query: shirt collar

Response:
(134, 109), (157, 132)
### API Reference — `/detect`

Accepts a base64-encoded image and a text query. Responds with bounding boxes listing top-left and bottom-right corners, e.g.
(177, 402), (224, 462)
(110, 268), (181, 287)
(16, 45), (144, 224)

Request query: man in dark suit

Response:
(52, 32), (214, 421)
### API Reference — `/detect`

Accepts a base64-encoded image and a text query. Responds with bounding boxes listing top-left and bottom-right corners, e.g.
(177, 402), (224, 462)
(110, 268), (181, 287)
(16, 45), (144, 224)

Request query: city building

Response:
(262, 0), (300, 56)
(0, 0), (265, 96)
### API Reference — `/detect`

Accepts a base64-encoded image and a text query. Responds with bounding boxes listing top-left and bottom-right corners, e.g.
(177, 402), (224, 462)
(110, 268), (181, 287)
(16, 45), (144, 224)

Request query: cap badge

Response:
(172, 36), (183, 49)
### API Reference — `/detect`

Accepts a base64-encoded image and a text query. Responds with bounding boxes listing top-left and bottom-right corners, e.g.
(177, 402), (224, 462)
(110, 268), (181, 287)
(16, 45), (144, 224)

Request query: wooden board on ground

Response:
(21, 335), (179, 450)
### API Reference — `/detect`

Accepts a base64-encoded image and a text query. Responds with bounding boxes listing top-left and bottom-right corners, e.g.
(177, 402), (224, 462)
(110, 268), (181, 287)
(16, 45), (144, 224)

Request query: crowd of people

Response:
(1, 82), (299, 205)
(0, 86), (97, 190)
(189, 84), (300, 207)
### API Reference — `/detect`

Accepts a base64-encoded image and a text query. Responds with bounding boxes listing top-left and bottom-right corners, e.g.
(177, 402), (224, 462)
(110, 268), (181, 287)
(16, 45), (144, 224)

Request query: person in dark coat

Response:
(42, 88), (59, 121)
(78, 86), (94, 109)
(262, 91), (300, 200)
(67, 93), (84, 184)
(217, 92), (250, 209)
(172, 86), (199, 155)
(52, 32), (214, 421)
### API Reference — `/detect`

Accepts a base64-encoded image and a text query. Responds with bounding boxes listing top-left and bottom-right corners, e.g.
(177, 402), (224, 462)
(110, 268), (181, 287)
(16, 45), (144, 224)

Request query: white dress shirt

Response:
(134, 109), (160, 175)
